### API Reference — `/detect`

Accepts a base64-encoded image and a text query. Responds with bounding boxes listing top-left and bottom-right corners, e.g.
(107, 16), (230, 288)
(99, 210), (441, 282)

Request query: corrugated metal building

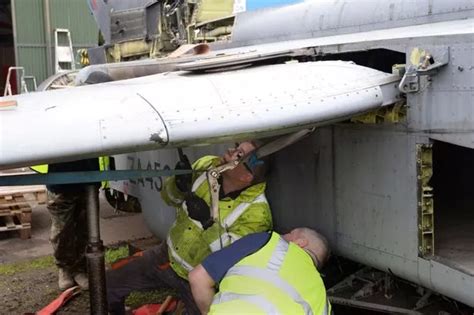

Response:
(0, 0), (98, 94)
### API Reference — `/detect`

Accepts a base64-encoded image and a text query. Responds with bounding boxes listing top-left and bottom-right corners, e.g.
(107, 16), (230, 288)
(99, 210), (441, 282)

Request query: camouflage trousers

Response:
(47, 190), (90, 274)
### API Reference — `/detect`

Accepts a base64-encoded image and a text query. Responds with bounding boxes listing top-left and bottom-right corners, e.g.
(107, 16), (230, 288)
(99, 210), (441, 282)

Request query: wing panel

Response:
(230, 0), (474, 46)
(219, 18), (474, 56)
(0, 84), (168, 169)
(0, 61), (399, 169)
(139, 61), (400, 145)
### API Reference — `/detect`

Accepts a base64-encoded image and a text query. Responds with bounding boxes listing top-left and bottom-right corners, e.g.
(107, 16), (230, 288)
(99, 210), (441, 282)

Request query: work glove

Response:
(174, 156), (192, 193)
(184, 194), (214, 230)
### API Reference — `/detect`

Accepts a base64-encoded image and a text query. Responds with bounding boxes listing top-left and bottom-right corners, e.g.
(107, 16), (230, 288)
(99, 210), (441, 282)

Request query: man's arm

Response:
(189, 264), (216, 315)
(161, 156), (220, 207)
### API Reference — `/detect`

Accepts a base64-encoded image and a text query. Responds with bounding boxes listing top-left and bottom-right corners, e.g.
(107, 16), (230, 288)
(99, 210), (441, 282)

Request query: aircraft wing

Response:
(0, 60), (401, 170)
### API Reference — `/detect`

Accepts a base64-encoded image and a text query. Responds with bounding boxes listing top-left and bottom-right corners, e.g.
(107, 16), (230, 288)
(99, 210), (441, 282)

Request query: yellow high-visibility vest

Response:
(30, 164), (48, 174)
(161, 156), (272, 279)
(210, 232), (330, 315)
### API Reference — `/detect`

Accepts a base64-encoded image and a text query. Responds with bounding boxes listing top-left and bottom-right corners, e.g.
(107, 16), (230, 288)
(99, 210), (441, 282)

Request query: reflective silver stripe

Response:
(227, 265), (313, 315)
(223, 193), (268, 227)
(267, 238), (289, 273)
(323, 299), (329, 315)
(166, 235), (193, 271)
(209, 232), (241, 252)
(166, 180), (184, 204)
(191, 172), (207, 192)
(213, 292), (281, 315)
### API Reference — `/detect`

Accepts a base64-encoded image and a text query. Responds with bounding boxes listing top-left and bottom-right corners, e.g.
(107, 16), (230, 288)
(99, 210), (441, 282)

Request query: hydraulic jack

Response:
(85, 184), (108, 315)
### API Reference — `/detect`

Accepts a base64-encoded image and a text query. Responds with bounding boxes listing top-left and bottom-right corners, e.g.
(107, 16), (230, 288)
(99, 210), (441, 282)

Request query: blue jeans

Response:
(106, 242), (199, 314)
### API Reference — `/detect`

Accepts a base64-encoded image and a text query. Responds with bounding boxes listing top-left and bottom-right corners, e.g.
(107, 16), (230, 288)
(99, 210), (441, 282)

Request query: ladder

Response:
(3, 67), (29, 96)
(54, 29), (76, 73)
(24, 76), (37, 91)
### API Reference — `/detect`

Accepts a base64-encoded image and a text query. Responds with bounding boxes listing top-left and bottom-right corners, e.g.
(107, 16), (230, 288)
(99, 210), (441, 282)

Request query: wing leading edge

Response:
(0, 61), (401, 170)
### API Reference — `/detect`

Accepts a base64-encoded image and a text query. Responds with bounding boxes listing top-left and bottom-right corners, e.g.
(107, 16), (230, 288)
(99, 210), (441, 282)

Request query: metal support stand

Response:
(85, 185), (108, 315)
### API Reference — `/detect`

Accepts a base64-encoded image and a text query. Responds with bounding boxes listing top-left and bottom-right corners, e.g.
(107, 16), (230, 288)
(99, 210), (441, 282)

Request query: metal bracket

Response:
(328, 297), (423, 315)
(206, 159), (239, 250)
(413, 289), (433, 310)
(399, 48), (450, 94)
(328, 268), (425, 314)
(207, 160), (239, 221)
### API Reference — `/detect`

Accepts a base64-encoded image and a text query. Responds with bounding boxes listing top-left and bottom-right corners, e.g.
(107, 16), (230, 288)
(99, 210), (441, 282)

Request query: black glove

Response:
(184, 194), (214, 229)
(175, 156), (192, 193)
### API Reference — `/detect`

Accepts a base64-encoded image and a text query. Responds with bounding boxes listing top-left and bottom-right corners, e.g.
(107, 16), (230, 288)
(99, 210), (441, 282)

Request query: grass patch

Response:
(0, 245), (130, 276)
(105, 245), (129, 265)
(0, 255), (55, 276)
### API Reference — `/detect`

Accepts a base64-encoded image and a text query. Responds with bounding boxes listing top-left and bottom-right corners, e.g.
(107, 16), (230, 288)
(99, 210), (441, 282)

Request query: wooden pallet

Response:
(0, 180), (46, 239)
(0, 204), (32, 239)
(0, 185), (47, 205)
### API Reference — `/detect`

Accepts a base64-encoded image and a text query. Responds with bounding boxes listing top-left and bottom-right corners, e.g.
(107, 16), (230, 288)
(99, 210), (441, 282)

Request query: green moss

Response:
(0, 245), (130, 276)
(105, 245), (130, 264)
(0, 255), (55, 275)
(125, 289), (177, 309)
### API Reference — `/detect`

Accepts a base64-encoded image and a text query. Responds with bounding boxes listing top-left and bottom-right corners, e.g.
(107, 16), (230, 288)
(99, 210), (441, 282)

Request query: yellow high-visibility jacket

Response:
(161, 155), (272, 279)
(210, 232), (330, 315)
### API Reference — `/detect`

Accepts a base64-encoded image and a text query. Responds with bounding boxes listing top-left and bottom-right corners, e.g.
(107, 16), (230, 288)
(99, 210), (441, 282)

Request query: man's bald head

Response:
(283, 227), (330, 269)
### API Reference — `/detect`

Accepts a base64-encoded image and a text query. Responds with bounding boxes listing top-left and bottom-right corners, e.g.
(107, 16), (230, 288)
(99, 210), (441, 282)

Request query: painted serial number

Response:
(126, 156), (171, 192)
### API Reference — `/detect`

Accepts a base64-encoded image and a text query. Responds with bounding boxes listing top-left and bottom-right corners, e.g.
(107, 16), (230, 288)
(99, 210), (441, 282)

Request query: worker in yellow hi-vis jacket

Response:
(189, 228), (331, 315)
(106, 141), (273, 315)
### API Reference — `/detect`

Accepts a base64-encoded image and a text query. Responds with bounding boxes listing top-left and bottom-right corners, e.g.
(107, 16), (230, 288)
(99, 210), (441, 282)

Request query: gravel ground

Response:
(0, 263), (87, 314)
(0, 188), (156, 313)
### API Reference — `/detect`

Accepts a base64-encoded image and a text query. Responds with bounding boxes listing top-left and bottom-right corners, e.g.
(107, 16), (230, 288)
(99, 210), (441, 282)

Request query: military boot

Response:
(74, 273), (89, 290)
(58, 268), (75, 290)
